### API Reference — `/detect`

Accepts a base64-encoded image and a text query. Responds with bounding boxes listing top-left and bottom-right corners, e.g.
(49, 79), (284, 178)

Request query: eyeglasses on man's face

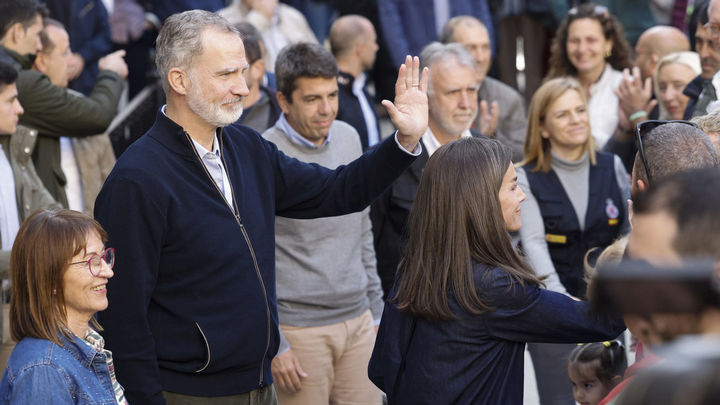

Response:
(69, 248), (115, 277)
(704, 22), (720, 40)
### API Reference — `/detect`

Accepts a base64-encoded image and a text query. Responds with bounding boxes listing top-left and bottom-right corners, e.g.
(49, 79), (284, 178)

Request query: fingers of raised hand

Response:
(399, 55), (425, 91)
(403, 55), (414, 89)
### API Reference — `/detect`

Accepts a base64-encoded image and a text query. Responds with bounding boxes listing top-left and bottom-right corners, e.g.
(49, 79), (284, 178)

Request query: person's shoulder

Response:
(259, 123), (283, 143)
(277, 3), (308, 20)
(472, 262), (539, 307)
(225, 121), (265, 142)
(604, 64), (624, 85)
(594, 150), (617, 166)
(331, 119), (360, 137)
(15, 69), (52, 93)
(483, 76), (522, 98)
(6, 338), (56, 372)
(331, 120), (363, 149)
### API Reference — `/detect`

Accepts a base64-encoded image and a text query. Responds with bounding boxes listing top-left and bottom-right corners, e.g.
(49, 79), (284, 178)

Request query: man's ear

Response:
(636, 179), (647, 192)
(33, 51), (47, 73)
(2, 23), (24, 47)
(250, 59), (265, 81)
(277, 91), (290, 114)
(168, 68), (190, 95)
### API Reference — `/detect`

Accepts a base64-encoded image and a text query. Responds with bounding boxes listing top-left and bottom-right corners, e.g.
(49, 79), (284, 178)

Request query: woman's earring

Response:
(605, 49), (612, 58)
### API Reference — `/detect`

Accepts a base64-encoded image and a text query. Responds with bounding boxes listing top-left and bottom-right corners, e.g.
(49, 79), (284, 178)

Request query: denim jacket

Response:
(0, 333), (119, 404)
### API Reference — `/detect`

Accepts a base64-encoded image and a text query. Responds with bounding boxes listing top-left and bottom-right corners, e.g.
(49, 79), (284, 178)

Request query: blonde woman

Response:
(654, 51), (702, 120)
(517, 77), (631, 404)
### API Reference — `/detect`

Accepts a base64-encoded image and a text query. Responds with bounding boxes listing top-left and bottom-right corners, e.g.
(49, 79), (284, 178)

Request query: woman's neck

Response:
(577, 63), (606, 92)
(65, 314), (90, 338)
(552, 145), (586, 162)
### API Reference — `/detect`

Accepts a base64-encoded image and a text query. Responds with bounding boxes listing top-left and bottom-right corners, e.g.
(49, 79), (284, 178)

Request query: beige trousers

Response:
(277, 310), (382, 405)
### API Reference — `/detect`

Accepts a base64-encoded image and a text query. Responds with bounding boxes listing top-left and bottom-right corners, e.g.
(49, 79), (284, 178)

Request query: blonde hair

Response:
(520, 77), (596, 172)
(584, 235), (628, 300)
(653, 51), (702, 120)
(692, 108), (720, 135)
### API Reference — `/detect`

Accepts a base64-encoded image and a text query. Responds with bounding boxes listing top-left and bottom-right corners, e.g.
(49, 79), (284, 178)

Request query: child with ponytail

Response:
(568, 341), (627, 405)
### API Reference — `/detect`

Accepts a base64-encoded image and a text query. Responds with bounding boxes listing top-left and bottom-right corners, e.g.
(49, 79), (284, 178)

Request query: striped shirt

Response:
(83, 328), (128, 405)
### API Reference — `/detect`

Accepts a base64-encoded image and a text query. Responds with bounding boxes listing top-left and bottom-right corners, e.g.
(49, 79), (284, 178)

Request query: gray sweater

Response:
(262, 120), (384, 352)
(517, 151), (631, 294)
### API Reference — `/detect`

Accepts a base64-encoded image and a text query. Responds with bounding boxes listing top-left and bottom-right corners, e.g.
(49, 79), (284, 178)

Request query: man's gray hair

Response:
(420, 42), (476, 93)
(439, 15), (486, 44)
(155, 10), (239, 94)
(633, 122), (720, 184)
(692, 108), (720, 135)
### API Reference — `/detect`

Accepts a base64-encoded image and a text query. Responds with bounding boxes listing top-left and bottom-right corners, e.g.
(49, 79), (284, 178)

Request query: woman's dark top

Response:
(369, 262), (625, 405)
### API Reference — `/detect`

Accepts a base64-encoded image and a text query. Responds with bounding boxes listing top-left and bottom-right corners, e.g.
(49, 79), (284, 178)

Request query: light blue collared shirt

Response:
(275, 113), (332, 149)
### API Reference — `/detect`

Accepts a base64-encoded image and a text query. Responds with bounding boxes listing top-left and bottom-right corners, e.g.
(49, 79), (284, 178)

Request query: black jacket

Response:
(95, 111), (416, 403)
(337, 71), (381, 151)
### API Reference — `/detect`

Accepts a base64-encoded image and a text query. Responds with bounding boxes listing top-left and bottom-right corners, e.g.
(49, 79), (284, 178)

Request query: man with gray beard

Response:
(94, 9), (429, 405)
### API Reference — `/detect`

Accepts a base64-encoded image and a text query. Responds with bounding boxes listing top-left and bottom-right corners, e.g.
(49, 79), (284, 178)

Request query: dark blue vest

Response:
(525, 152), (626, 299)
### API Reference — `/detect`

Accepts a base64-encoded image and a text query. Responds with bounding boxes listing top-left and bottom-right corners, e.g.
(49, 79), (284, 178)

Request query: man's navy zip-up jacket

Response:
(94, 111), (416, 404)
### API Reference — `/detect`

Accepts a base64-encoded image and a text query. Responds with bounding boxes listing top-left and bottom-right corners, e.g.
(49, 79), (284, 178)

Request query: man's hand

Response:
(477, 100), (499, 136)
(98, 50), (129, 80)
(67, 53), (85, 81)
(615, 67), (657, 123)
(382, 55), (429, 152)
(271, 349), (308, 394)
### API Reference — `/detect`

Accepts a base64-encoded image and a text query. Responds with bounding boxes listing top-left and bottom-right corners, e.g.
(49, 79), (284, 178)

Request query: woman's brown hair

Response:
(546, 2), (632, 80)
(520, 77), (597, 172)
(392, 137), (542, 321)
(10, 209), (107, 344)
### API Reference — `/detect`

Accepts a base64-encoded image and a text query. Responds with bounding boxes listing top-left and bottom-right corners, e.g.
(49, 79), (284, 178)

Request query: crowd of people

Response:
(0, 0), (720, 405)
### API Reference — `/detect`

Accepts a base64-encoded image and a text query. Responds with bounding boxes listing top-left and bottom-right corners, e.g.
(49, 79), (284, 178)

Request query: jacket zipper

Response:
(183, 130), (272, 386)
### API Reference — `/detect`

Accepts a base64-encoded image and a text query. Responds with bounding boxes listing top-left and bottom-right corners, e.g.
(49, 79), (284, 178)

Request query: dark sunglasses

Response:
(635, 120), (700, 184)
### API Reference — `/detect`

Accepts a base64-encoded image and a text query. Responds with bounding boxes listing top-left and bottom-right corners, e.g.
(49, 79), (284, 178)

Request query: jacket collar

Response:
(148, 108), (225, 161)
(683, 74), (706, 99)
(337, 70), (354, 87)
(0, 45), (35, 70)
(58, 331), (103, 368)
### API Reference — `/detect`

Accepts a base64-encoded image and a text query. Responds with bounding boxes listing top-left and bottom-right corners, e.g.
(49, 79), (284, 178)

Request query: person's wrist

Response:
(628, 110), (648, 122)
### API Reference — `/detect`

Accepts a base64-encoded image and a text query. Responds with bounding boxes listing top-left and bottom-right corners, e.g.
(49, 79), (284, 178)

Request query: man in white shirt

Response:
(441, 15), (526, 161)
(371, 42), (482, 296)
(330, 15), (381, 151)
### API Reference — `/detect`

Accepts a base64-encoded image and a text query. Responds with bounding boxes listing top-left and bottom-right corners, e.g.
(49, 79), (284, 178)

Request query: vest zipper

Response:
(183, 130), (272, 386)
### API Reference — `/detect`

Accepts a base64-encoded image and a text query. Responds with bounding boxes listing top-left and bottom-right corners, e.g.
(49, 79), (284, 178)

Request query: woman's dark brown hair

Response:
(392, 137), (542, 321)
(547, 3), (632, 79)
(10, 209), (107, 344)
